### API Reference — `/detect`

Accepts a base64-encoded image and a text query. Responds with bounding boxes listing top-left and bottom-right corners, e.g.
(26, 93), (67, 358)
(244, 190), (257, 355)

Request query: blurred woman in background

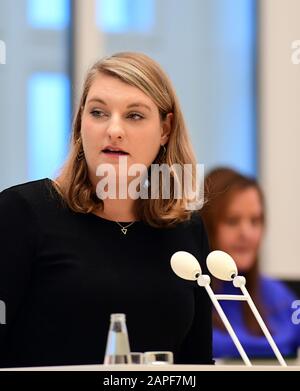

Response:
(200, 167), (299, 359)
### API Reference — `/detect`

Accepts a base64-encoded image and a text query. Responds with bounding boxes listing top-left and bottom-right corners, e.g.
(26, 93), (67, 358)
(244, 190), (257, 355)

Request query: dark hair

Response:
(200, 167), (268, 335)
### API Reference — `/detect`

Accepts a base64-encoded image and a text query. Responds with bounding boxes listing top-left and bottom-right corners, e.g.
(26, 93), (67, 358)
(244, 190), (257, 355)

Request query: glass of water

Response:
(129, 352), (144, 364)
(143, 351), (173, 365)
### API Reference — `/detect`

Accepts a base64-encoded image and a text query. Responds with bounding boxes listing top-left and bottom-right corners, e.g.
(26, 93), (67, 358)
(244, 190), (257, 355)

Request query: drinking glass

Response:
(129, 352), (144, 364)
(143, 351), (173, 365)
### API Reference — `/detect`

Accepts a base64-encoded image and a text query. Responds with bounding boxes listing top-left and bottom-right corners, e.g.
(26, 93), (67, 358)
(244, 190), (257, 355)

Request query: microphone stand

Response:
(197, 274), (287, 367)
(233, 276), (287, 366)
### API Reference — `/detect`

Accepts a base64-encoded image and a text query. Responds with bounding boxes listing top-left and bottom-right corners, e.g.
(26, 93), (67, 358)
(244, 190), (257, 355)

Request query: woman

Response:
(0, 52), (213, 367)
(200, 167), (299, 358)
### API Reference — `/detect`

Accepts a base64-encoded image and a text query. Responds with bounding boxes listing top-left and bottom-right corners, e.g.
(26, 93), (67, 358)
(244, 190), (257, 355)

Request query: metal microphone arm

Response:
(233, 276), (287, 366)
(197, 275), (252, 366)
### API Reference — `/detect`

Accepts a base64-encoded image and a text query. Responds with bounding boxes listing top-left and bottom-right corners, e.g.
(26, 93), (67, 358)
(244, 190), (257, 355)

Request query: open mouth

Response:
(102, 149), (129, 156)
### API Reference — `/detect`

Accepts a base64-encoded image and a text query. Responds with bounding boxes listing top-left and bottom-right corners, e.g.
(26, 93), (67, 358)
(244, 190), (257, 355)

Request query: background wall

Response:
(259, 0), (300, 279)
(0, 0), (71, 189)
(76, 0), (257, 176)
(0, 0), (257, 192)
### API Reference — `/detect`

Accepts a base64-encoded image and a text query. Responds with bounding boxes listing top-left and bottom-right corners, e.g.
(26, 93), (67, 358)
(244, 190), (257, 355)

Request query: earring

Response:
(76, 137), (85, 161)
(158, 144), (167, 163)
(77, 148), (85, 161)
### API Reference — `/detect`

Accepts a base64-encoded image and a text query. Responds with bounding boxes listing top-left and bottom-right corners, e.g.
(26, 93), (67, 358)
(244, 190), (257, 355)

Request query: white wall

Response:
(73, 0), (104, 106)
(259, 0), (300, 279)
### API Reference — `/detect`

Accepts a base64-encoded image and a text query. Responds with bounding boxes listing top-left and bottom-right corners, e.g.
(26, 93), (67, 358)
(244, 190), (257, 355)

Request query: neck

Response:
(95, 198), (138, 222)
(55, 175), (138, 222)
(92, 174), (140, 222)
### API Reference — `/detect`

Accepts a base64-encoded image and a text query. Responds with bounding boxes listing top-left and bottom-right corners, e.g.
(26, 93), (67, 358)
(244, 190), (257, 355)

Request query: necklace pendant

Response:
(121, 227), (127, 235)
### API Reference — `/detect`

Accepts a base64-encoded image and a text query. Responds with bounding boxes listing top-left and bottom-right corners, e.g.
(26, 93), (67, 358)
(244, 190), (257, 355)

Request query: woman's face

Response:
(215, 187), (264, 272)
(80, 72), (171, 187)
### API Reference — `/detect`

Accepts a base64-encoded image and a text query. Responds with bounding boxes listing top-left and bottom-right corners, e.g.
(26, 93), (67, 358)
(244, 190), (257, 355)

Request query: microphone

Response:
(170, 250), (287, 367)
(206, 250), (237, 281)
(170, 251), (201, 280)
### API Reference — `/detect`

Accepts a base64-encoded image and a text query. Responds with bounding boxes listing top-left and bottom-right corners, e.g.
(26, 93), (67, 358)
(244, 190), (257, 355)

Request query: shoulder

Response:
(0, 178), (56, 208)
(171, 211), (208, 241)
(0, 178), (60, 225)
(260, 276), (296, 304)
(162, 212), (206, 236)
(0, 179), (52, 238)
(177, 212), (210, 266)
(180, 211), (206, 232)
(1, 178), (52, 198)
(186, 212), (209, 245)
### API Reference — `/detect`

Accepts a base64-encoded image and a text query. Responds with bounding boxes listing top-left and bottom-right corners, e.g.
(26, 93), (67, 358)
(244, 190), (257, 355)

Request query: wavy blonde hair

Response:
(55, 52), (200, 227)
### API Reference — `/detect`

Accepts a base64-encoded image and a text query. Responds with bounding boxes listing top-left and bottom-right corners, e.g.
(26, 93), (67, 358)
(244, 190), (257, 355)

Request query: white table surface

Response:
(0, 364), (300, 371)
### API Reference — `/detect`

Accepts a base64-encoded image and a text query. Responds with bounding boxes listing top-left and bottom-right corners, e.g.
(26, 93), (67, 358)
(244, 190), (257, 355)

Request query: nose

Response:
(106, 115), (125, 141)
(238, 221), (253, 239)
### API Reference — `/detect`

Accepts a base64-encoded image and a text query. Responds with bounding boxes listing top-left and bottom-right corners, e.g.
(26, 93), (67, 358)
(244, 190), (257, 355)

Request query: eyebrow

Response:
(87, 97), (152, 111)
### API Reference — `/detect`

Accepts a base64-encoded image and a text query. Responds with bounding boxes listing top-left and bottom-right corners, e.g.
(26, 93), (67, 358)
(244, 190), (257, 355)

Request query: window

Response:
(27, 0), (70, 29)
(96, 0), (155, 33)
(28, 73), (70, 179)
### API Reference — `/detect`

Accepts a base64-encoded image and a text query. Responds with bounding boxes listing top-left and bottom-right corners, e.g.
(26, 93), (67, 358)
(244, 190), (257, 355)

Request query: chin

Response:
(234, 255), (256, 273)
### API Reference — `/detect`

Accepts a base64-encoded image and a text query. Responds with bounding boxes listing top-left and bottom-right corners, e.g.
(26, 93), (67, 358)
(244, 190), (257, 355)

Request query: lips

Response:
(233, 247), (251, 253)
(102, 146), (129, 155)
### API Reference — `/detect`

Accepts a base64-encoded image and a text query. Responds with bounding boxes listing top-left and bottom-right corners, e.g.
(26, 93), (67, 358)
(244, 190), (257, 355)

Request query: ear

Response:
(160, 112), (173, 145)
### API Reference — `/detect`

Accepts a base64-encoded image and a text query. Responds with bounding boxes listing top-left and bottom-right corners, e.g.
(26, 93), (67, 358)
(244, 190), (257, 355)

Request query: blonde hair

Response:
(55, 52), (199, 227)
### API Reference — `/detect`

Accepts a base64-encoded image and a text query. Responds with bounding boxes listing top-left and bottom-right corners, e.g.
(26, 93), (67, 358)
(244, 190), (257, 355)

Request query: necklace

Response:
(115, 221), (135, 235)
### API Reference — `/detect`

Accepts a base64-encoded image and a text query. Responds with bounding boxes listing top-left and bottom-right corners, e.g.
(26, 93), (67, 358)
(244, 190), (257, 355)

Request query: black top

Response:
(0, 179), (213, 367)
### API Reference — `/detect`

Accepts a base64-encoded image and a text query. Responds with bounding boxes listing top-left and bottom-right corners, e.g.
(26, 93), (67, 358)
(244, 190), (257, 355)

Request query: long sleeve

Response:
(177, 215), (214, 364)
(0, 189), (39, 364)
(213, 278), (299, 358)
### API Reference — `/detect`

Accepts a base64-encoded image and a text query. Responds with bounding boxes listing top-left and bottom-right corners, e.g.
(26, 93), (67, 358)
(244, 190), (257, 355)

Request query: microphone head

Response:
(170, 251), (202, 281)
(206, 250), (238, 281)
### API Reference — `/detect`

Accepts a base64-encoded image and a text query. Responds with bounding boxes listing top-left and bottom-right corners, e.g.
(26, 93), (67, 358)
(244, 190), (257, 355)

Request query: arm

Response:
(213, 279), (299, 358)
(0, 189), (39, 365)
(254, 278), (299, 356)
(177, 215), (214, 364)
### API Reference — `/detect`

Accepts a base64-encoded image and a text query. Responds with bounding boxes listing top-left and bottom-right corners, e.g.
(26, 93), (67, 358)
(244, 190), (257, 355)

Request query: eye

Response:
(251, 217), (263, 226)
(225, 217), (239, 226)
(90, 109), (106, 118)
(127, 112), (144, 120)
